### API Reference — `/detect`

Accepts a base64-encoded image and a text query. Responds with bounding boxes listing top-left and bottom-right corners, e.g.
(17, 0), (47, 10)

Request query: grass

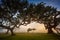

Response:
(0, 33), (60, 40)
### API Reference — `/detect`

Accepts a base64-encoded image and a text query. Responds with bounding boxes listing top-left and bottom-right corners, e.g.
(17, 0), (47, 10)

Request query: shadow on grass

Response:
(0, 33), (60, 40)
(52, 33), (60, 40)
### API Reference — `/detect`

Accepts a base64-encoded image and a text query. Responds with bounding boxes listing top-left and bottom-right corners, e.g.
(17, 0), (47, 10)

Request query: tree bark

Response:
(10, 29), (15, 36)
(48, 27), (54, 34)
(6, 29), (9, 34)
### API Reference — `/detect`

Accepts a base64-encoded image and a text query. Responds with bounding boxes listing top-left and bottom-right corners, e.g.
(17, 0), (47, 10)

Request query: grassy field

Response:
(0, 33), (60, 40)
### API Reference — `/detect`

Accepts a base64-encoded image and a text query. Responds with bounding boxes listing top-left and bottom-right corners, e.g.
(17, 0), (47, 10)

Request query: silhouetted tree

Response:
(0, 0), (28, 35)
(27, 28), (36, 32)
(0, 0), (60, 35)
(26, 2), (60, 34)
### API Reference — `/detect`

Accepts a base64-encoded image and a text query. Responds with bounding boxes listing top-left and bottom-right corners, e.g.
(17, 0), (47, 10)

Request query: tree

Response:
(0, 0), (60, 35)
(25, 2), (60, 34)
(0, 0), (28, 35)
(27, 28), (36, 32)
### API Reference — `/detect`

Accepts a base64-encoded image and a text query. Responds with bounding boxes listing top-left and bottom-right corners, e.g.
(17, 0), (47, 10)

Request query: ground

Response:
(0, 33), (60, 40)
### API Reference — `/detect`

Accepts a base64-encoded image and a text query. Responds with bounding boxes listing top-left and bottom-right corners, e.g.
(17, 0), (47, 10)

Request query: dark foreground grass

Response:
(0, 33), (60, 40)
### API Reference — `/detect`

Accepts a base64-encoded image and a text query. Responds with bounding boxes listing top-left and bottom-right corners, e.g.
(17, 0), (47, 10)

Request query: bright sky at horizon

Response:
(0, 22), (48, 33)
(0, 22), (59, 33)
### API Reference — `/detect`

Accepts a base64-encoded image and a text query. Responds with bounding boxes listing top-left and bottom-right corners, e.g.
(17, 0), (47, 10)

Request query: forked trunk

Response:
(6, 29), (9, 34)
(10, 29), (15, 36)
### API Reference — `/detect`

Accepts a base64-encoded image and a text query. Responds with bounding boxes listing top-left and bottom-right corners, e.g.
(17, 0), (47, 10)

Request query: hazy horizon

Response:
(0, 22), (60, 33)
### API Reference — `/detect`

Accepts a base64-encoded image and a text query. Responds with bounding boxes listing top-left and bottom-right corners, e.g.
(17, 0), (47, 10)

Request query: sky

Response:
(0, 22), (48, 33)
(0, 0), (60, 33)
(0, 0), (60, 11)
(28, 0), (60, 11)
(0, 22), (58, 33)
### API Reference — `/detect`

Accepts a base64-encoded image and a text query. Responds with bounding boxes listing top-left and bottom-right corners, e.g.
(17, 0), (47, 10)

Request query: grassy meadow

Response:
(0, 33), (60, 40)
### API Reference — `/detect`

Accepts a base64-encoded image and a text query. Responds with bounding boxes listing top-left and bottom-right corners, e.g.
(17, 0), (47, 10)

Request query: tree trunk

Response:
(6, 29), (9, 34)
(10, 29), (15, 36)
(48, 27), (54, 34)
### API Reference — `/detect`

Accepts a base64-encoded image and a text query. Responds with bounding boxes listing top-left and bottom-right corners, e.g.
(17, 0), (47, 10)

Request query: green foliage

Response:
(0, 0), (60, 35)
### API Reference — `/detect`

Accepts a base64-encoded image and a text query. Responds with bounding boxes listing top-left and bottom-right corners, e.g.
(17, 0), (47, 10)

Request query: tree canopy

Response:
(0, 0), (60, 35)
